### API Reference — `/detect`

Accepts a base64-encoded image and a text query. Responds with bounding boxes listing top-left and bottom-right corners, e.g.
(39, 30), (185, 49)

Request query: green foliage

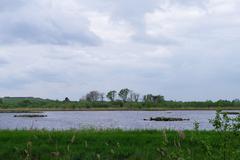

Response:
(193, 121), (200, 131)
(209, 110), (240, 132)
(0, 94), (240, 110)
(106, 90), (117, 102)
(208, 111), (240, 160)
(143, 94), (164, 103)
(63, 97), (70, 102)
(118, 88), (130, 102)
(0, 130), (239, 160)
(17, 100), (32, 107)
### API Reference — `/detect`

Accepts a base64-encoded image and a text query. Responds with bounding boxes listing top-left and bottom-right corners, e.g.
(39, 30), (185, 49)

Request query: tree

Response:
(152, 95), (164, 103)
(118, 88), (130, 102)
(133, 93), (140, 102)
(86, 91), (100, 102)
(63, 97), (70, 102)
(143, 94), (164, 103)
(233, 99), (240, 107)
(143, 94), (153, 103)
(99, 93), (104, 102)
(106, 90), (117, 102)
(129, 91), (140, 102)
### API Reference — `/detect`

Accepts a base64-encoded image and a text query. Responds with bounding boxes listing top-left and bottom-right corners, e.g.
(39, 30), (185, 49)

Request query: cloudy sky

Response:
(0, 0), (240, 101)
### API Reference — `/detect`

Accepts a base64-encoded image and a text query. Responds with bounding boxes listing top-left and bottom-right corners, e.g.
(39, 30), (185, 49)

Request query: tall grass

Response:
(0, 129), (239, 160)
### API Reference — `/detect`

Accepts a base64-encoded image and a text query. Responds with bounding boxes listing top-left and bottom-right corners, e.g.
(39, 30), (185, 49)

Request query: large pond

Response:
(0, 110), (239, 130)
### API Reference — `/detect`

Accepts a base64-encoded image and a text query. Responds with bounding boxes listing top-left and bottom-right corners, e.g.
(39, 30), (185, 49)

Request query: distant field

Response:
(1, 97), (240, 112)
(0, 130), (239, 160)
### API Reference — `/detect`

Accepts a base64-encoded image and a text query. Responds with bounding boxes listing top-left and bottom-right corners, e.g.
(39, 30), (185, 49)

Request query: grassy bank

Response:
(1, 97), (240, 112)
(1, 107), (240, 113)
(0, 130), (239, 160)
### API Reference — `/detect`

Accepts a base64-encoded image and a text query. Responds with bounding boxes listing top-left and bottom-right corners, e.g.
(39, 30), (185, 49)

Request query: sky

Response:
(0, 0), (240, 101)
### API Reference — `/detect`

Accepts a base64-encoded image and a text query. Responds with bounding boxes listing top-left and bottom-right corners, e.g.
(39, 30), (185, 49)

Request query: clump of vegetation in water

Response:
(144, 117), (189, 121)
(14, 114), (47, 118)
(220, 111), (240, 115)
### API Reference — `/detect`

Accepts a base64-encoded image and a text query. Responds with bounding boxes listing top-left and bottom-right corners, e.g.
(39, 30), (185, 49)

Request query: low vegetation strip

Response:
(147, 117), (190, 121)
(13, 114), (47, 118)
(0, 130), (239, 160)
(220, 111), (240, 115)
(1, 92), (240, 111)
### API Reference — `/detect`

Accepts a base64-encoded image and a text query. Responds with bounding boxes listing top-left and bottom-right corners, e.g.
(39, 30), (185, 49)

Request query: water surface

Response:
(0, 110), (238, 130)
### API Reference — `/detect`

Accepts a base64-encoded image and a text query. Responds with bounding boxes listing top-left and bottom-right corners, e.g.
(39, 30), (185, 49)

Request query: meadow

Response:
(0, 130), (239, 160)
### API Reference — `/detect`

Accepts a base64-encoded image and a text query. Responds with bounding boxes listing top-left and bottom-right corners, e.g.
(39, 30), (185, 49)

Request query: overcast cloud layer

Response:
(0, 0), (240, 101)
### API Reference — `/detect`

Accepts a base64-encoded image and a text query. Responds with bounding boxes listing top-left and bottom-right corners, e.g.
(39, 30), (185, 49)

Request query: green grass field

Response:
(1, 96), (240, 111)
(0, 130), (239, 160)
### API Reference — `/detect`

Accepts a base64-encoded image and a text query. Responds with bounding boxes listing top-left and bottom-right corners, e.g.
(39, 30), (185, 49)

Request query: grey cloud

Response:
(0, 0), (26, 11)
(133, 34), (177, 45)
(0, 21), (101, 45)
(0, 69), (67, 90)
(0, 76), (32, 90)
(0, 1), (102, 46)
(26, 69), (67, 83)
(169, 0), (209, 8)
(0, 58), (8, 66)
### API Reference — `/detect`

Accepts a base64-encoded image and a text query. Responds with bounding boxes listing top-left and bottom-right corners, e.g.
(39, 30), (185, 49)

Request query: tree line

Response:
(0, 88), (240, 109)
(77, 88), (164, 104)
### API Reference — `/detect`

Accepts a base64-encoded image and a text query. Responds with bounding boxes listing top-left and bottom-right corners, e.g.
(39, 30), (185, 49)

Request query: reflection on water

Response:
(0, 110), (238, 130)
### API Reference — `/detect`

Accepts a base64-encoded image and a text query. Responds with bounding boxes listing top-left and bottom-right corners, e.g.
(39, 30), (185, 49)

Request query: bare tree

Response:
(143, 94), (164, 103)
(100, 92), (104, 102)
(86, 91), (100, 102)
(129, 91), (140, 102)
(133, 93), (140, 102)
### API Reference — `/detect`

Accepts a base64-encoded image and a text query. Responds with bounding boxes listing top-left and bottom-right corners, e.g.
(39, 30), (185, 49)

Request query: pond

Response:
(0, 110), (238, 130)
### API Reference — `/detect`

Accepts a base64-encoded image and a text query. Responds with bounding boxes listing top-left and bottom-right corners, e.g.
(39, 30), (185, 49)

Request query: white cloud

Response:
(145, 6), (205, 37)
(86, 11), (135, 43)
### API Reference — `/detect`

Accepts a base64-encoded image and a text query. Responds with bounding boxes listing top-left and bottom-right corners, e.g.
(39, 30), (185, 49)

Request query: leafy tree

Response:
(106, 90), (117, 102)
(118, 88), (130, 102)
(63, 97), (70, 102)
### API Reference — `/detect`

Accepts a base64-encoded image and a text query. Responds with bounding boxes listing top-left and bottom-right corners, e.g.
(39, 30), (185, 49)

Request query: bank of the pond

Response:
(1, 106), (240, 113)
(0, 130), (239, 160)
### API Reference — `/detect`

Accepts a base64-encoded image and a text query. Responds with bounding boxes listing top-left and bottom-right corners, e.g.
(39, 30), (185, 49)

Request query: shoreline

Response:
(1, 107), (240, 113)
